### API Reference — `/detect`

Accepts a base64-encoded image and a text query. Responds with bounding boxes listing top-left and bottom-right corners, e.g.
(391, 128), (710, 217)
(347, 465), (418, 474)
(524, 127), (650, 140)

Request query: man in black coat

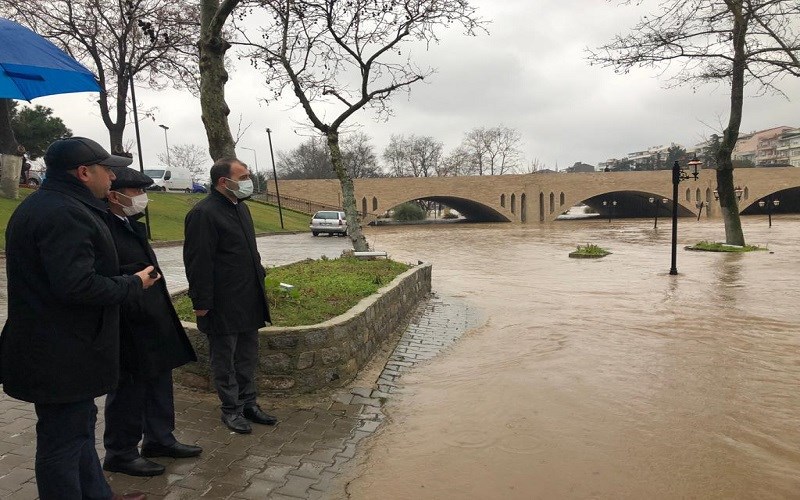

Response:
(102, 167), (202, 477)
(183, 157), (277, 434)
(1, 137), (160, 500)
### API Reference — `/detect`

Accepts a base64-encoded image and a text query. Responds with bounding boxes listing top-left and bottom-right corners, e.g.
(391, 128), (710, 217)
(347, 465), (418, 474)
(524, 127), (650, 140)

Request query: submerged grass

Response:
(686, 241), (765, 253)
(174, 257), (410, 327)
(569, 243), (611, 258)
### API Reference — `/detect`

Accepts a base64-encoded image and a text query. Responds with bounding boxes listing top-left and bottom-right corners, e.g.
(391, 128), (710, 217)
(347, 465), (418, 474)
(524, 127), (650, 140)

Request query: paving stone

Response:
(288, 460), (329, 480)
(252, 463), (294, 483)
(232, 478), (284, 499)
(274, 475), (319, 498)
(200, 480), (246, 498)
(358, 420), (382, 433)
(0, 468), (35, 492)
(6, 481), (37, 500)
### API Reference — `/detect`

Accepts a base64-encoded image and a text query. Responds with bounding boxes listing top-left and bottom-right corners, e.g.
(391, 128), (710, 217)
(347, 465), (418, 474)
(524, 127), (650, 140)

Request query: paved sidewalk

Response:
(0, 295), (476, 499)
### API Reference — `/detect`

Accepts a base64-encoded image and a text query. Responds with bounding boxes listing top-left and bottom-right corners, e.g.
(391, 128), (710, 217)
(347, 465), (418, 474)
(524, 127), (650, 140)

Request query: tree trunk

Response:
(108, 123), (125, 154)
(0, 99), (19, 155)
(199, 0), (236, 161)
(327, 130), (368, 252)
(716, 0), (747, 246)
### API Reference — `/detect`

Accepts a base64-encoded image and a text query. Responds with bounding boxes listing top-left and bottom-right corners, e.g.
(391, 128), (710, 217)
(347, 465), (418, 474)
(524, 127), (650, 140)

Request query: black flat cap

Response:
(110, 167), (153, 190)
(44, 137), (133, 171)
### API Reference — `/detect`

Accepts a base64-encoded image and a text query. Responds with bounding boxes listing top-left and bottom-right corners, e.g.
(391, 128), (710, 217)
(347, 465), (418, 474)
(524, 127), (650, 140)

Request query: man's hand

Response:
(134, 266), (161, 289)
(194, 310), (209, 317)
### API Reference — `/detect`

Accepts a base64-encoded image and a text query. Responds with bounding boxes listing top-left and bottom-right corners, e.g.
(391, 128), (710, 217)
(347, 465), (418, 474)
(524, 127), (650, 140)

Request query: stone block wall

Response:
(176, 263), (432, 395)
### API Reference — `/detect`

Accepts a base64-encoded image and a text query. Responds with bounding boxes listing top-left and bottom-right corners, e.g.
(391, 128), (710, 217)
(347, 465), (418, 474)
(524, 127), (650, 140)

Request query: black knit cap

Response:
(44, 137), (133, 171)
(110, 167), (153, 190)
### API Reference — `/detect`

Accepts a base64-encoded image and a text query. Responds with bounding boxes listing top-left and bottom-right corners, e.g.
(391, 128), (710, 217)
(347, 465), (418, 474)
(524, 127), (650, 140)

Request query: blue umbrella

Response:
(0, 17), (100, 100)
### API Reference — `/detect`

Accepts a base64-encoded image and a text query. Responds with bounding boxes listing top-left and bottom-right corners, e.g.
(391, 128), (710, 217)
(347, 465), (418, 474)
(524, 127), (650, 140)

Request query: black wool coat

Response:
(0, 174), (143, 404)
(106, 214), (197, 379)
(183, 189), (270, 335)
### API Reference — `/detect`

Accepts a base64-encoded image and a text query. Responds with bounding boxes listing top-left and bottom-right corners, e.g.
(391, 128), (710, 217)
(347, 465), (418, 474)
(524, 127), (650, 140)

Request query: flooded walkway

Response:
(348, 216), (800, 499)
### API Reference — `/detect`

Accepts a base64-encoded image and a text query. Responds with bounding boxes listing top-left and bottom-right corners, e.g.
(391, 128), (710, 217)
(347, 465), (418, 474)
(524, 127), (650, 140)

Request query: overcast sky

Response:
(27, 0), (800, 172)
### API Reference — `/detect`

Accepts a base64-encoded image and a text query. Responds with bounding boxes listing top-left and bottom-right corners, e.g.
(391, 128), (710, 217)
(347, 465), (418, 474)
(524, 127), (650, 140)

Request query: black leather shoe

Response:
(221, 413), (252, 434)
(141, 441), (203, 459)
(243, 405), (278, 425)
(103, 456), (165, 477)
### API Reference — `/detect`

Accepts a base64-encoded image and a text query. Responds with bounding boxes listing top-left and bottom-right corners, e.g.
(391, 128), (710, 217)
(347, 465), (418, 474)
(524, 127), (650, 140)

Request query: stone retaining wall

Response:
(176, 263), (432, 395)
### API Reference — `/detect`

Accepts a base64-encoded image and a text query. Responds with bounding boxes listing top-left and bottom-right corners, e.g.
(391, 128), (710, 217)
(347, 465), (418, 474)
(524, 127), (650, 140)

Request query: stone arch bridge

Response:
(266, 167), (800, 223)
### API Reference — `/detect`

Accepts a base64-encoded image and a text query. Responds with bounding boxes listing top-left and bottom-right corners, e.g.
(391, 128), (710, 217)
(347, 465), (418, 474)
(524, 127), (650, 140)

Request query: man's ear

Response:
(74, 165), (90, 181)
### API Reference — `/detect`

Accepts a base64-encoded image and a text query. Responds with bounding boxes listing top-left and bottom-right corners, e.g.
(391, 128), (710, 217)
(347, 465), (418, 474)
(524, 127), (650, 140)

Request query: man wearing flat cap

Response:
(1, 137), (160, 500)
(102, 167), (201, 477)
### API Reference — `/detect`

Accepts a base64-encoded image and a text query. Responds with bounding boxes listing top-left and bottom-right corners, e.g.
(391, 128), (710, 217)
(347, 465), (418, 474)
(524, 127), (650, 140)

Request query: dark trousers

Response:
(104, 370), (177, 461)
(34, 399), (112, 500)
(207, 330), (258, 415)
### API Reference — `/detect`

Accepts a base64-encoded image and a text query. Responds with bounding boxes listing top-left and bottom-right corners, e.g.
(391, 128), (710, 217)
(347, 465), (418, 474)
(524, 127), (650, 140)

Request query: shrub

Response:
(393, 202), (426, 221)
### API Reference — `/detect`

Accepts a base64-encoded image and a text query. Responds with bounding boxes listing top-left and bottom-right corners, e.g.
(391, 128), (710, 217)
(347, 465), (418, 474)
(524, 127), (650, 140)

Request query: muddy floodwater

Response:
(348, 215), (800, 499)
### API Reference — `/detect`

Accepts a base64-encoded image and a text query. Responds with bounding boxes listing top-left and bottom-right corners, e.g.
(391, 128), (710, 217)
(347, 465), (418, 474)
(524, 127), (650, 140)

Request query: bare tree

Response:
(2, 0), (199, 152)
(457, 125), (523, 175)
(278, 133), (382, 179)
(341, 132), (383, 179)
(383, 134), (443, 177)
(241, 0), (486, 251)
(588, 0), (800, 246)
(277, 136), (335, 179)
(157, 143), (209, 178)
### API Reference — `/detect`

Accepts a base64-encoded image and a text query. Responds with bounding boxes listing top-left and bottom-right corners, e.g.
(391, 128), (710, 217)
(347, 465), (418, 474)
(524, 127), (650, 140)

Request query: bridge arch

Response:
(384, 195), (511, 222)
(553, 190), (695, 222)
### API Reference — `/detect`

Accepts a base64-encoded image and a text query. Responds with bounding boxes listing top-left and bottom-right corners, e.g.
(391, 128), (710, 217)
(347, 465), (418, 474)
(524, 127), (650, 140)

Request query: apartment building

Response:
(775, 128), (800, 167)
(732, 126), (793, 166)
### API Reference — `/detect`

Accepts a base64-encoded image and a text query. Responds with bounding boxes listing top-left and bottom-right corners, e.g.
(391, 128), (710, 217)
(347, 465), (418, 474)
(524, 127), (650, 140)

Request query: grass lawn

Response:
(0, 188), (310, 248)
(174, 257), (411, 327)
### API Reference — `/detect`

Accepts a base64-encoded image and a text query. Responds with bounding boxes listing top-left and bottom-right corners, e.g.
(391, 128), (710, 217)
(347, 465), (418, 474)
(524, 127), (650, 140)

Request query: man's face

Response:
(108, 187), (144, 207)
(78, 164), (116, 199)
(223, 162), (251, 190)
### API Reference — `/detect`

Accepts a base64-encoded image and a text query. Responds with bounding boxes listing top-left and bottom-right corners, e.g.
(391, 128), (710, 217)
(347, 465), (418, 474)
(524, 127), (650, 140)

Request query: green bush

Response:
(392, 202), (426, 221)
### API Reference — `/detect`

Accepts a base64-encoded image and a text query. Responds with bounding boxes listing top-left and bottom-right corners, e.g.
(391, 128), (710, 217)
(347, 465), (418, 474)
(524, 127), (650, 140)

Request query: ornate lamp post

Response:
(648, 197), (669, 229)
(602, 199), (617, 223)
(669, 155), (701, 275)
(758, 195), (780, 227)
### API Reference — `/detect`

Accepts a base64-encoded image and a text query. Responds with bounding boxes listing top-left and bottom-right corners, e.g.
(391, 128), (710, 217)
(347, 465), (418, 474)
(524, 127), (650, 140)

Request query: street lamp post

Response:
(669, 155), (701, 275)
(695, 201), (705, 221)
(240, 146), (260, 194)
(158, 124), (170, 168)
(758, 195), (780, 227)
(602, 199), (617, 223)
(266, 128), (284, 229)
(648, 197), (669, 229)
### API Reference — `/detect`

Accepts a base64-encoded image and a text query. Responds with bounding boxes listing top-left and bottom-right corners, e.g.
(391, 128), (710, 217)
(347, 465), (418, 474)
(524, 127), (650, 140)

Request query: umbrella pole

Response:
(128, 74), (152, 240)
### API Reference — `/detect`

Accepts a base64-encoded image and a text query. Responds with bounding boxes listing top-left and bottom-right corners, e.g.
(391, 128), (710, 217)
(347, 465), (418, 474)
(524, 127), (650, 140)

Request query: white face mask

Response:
(113, 192), (149, 216)
(225, 178), (254, 199)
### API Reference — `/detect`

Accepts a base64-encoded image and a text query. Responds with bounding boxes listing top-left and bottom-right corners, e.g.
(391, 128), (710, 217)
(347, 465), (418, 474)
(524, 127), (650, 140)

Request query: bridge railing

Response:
(256, 192), (383, 222)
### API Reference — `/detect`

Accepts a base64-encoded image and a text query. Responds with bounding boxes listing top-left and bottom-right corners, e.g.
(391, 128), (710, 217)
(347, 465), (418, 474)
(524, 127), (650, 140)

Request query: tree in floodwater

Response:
(242, 0), (486, 251)
(588, 0), (800, 246)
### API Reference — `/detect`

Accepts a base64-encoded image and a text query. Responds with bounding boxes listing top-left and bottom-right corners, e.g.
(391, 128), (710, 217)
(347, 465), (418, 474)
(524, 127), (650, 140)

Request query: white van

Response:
(143, 167), (194, 192)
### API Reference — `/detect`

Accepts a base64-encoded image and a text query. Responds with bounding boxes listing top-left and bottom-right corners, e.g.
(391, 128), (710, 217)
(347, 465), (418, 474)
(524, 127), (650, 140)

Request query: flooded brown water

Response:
(349, 215), (800, 499)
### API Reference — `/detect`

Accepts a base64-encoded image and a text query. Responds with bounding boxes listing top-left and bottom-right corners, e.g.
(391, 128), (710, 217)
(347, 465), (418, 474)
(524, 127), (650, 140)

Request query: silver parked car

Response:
(309, 210), (347, 236)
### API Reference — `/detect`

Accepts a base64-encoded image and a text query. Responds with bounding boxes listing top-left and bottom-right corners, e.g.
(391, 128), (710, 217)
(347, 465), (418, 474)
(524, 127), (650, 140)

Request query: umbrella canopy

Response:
(0, 17), (100, 100)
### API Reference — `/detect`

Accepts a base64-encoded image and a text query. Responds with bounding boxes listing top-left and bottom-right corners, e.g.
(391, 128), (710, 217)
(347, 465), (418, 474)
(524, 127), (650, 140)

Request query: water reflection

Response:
(348, 215), (800, 499)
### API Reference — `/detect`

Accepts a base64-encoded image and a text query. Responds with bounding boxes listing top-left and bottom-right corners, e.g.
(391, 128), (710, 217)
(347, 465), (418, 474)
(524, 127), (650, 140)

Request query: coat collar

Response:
(210, 187), (239, 207)
(41, 172), (108, 213)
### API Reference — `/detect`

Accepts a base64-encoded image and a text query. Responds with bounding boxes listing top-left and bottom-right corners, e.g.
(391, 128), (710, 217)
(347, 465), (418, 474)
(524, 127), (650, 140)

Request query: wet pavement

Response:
(0, 230), (475, 499)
